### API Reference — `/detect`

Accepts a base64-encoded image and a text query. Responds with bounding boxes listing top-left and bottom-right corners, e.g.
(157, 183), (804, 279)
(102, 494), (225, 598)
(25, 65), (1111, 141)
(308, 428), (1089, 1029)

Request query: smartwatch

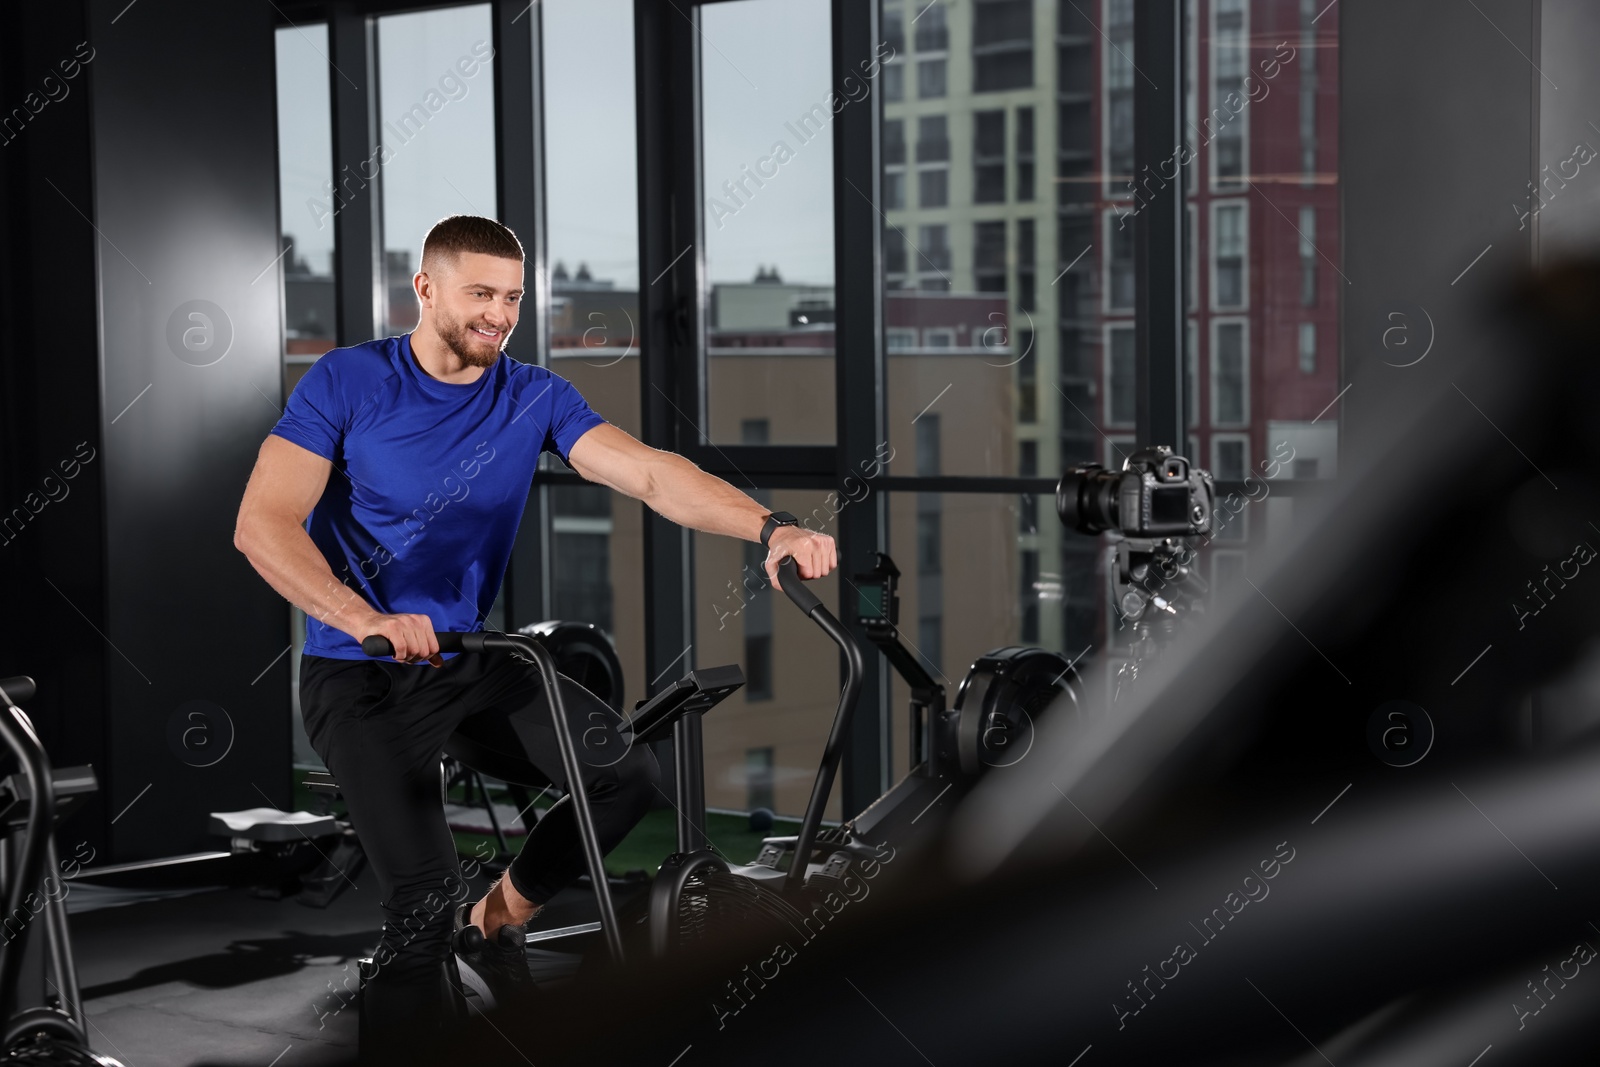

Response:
(760, 511), (799, 548)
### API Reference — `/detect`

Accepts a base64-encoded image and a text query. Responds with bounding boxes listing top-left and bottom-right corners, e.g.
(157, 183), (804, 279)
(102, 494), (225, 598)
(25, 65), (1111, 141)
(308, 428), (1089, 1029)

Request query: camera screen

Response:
(1151, 487), (1189, 525)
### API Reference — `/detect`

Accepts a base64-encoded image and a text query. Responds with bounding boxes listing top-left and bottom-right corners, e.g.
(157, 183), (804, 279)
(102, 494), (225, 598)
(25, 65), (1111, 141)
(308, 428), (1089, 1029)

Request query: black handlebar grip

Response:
(777, 557), (823, 617)
(360, 632), (471, 658)
(0, 676), (36, 705)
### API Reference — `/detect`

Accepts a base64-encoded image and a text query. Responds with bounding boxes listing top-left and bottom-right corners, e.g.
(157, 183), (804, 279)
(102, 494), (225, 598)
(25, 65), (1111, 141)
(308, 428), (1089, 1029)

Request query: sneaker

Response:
(451, 901), (536, 1011)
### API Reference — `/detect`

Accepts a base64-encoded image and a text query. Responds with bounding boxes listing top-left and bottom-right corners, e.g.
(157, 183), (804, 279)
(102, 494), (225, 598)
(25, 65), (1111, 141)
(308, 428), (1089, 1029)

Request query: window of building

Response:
(918, 58), (947, 98)
(1016, 105), (1036, 201)
(919, 167), (948, 208)
(888, 326), (917, 350)
(1211, 434), (1248, 481)
(1186, 318), (1199, 428)
(1105, 0), (1135, 197)
(975, 109), (1006, 203)
(1213, 201), (1246, 309)
(1300, 0), (1318, 184)
(1106, 324), (1136, 426)
(1299, 205), (1317, 306)
(745, 747), (775, 812)
(885, 169), (906, 210)
(884, 118), (906, 165)
(917, 114), (949, 161)
(885, 225), (907, 274)
(1212, 320), (1248, 426)
(917, 223), (950, 272)
(914, 1), (949, 50)
(884, 61), (904, 103)
(1211, 0), (1248, 190)
(884, 5), (905, 53)
(973, 0), (1032, 91)
(975, 219), (1006, 272)
(1299, 321), (1316, 374)
(923, 326), (955, 348)
(1106, 211), (1135, 311)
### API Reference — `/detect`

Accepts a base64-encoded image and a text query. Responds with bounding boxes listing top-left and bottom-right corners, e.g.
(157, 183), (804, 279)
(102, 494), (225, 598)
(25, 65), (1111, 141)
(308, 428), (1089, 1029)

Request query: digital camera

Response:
(1056, 446), (1214, 538)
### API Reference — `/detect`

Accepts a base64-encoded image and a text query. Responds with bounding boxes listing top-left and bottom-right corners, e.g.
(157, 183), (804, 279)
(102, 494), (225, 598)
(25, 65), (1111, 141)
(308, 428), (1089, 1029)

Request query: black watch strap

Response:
(760, 511), (799, 548)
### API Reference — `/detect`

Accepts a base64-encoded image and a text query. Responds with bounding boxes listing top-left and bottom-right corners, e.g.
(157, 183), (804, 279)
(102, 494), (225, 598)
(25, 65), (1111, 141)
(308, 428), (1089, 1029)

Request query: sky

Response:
(274, 0), (837, 291)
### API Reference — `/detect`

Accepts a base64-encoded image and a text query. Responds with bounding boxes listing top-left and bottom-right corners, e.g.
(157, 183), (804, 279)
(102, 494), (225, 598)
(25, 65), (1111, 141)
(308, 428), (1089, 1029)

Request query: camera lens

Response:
(1057, 465), (1122, 534)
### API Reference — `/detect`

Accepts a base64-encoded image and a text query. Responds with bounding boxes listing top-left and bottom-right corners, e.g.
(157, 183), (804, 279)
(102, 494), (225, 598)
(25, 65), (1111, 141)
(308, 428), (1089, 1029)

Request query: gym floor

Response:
(63, 773), (799, 1066)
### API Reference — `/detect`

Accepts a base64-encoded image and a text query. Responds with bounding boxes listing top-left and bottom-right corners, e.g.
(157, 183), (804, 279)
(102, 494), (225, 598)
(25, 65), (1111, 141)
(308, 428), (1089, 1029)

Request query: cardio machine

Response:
(362, 555), (1083, 971)
(0, 676), (124, 1066)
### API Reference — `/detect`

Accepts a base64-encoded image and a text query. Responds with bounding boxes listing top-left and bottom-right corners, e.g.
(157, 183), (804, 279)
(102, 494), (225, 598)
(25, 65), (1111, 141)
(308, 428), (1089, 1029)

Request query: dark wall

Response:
(1, 0), (290, 864)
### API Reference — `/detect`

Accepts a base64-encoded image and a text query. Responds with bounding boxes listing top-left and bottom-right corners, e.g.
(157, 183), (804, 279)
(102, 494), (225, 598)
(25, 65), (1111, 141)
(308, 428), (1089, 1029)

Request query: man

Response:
(233, 214), (836, 1059)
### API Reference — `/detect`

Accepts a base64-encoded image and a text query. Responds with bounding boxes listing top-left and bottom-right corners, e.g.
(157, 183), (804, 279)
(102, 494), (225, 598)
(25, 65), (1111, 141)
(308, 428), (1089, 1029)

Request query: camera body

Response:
(1057, 446), (1214, 538)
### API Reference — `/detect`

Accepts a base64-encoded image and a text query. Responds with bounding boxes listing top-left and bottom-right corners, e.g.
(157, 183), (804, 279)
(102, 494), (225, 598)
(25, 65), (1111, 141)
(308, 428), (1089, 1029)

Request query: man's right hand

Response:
(357, 612), (443, 667)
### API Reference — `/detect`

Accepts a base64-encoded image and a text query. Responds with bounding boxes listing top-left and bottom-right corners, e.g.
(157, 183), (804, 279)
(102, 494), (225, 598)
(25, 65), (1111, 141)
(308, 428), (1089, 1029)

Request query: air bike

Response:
(0, 677), (123, 1066)
(361, 555), (1082, 973)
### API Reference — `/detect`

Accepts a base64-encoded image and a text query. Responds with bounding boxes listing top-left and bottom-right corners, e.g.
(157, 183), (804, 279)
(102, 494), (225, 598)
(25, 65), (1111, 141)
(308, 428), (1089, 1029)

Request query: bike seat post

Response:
(671, 713), (708, 854)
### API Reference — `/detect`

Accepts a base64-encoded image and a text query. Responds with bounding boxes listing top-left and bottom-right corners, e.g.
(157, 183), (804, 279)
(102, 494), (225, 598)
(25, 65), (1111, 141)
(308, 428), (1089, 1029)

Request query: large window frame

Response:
(272, 0), (1341, 819)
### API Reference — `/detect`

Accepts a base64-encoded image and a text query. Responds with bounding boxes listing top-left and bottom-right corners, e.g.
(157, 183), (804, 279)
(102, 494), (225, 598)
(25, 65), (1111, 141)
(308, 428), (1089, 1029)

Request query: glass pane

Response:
(275, 23), (336, 399)
(544, 0), (642, 438)
(692, 490), (847, 821)
(276, 23), (336, 773)
(877, 492), (1109, 784)
(1185, 0), (1341, 528)
(701, 0), (837, 445)
(377, 6), (499, 336)
(879, 0), (1125, 478)
(545, 483), (648, 718)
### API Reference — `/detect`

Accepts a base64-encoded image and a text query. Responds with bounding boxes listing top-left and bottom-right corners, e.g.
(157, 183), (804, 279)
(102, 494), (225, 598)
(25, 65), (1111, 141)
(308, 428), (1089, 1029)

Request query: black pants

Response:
(299, 650), (660, 1058)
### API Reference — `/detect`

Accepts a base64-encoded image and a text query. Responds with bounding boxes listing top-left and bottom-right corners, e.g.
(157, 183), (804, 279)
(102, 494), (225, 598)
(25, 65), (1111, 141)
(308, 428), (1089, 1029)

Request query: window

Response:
(917, 114), (949, 161)
(1018, 218), (1036, 312)
(1106, 325), (1136, 426)
(1186, 319), (1199, 427)
(917, 615), (943, 674)
(975, 220), (1006, 272)
(885, 170), (906, 210)
(923, 326), (955, 348)
(1211, 434), (1248, 481)
(744, 634), (773, 700)
(884, 118), (906, 165)
(884, 6), (905, 53)
(884, 61), (905, 102)
(1210, 0), (1248, 190)
(885, 226), (908, 274)
(1213, 202), (1246, 308)
(975, 110), (1006, 203)
(1185, 202), (1197, 311)
(917, 224), (950, 272)
(376, 6), (498, 335)
(918, 58), (947, 98)
(973, 0), (1033, 91)
(1299, 205), (1317, 306)
(1104, 0), (1135, 197)
(746, 747), (775, 812)
(888, 327), (917, 350)
(1106, 210), (1135, 311)
(1212, 320), (1248, 426)
(918, 167), (948, 208)
(275, 22), (335, 398)
(1016, 106), (1035, 201)
(914, 1), (948, 50)
(1300, 0), (1318, 184)
(701, 0), (836, 446)
(1298, 322), (1316, 374)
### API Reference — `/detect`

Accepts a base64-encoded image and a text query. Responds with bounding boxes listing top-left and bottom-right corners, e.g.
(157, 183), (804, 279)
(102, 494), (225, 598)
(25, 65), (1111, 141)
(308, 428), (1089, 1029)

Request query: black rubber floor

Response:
(68, 878), (380, 1067)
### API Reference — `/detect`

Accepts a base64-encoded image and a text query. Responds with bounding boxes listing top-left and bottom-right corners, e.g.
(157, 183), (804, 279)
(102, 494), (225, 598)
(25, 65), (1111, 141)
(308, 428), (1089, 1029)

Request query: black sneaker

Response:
(451, 901), (536, 1011)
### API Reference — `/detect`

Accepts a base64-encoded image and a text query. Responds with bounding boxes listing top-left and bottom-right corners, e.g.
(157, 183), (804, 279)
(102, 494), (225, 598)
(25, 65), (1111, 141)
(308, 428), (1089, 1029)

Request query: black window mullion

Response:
(1132, 0), (1186, 454)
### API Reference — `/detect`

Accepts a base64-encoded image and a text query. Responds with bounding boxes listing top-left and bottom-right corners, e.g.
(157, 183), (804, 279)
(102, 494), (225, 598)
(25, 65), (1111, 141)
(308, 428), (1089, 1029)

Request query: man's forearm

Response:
(235, 518), (381, 638)
(643, 453), (770, 543)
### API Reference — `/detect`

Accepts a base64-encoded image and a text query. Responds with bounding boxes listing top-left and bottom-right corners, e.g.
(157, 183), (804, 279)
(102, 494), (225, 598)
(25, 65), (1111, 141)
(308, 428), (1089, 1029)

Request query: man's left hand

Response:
(764, 525), (838, 590)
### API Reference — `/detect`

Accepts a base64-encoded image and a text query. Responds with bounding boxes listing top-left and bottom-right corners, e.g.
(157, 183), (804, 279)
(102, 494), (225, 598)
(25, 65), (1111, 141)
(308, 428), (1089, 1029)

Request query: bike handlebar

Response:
(0, 676), (36, 705)
(358, 557), (825, 660)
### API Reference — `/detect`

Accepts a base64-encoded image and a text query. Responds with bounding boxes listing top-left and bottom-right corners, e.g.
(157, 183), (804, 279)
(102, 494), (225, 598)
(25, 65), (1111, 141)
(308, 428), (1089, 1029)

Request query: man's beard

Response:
(440, 309), (509, 369)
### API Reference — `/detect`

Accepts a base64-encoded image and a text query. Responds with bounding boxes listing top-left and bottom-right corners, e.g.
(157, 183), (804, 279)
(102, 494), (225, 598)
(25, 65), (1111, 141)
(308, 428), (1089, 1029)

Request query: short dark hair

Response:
(419, 215), (524, 274)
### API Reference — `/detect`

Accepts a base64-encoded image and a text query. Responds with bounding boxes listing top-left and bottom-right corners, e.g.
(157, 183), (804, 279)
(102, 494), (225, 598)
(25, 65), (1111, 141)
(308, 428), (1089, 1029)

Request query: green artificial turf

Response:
(292, 766), (799, 876)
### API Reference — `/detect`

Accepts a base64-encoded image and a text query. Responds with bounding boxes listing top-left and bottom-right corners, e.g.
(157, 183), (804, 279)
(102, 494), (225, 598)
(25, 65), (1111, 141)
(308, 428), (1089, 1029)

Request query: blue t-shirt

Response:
(269, 333), (607, 660)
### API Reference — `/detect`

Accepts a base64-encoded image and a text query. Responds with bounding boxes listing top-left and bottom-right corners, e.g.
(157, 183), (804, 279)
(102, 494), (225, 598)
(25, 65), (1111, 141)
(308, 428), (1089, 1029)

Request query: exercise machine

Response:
(0, 675), (124, 1065)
